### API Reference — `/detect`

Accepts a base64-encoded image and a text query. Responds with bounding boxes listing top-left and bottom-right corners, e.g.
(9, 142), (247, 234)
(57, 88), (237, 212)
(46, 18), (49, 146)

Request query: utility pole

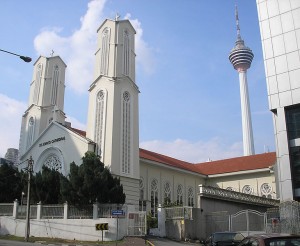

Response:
(25, 156), (33, 242)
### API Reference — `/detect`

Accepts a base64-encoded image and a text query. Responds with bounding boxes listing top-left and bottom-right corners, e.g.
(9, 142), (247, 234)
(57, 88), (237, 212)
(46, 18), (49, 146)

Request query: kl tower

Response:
(229, 5), (255, 156)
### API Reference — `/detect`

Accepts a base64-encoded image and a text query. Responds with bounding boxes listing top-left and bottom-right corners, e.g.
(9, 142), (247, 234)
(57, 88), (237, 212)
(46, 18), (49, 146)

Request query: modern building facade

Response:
(256, 0), (300, 201)
(4, 148), (19, 166)
(229, 6), (255, 156)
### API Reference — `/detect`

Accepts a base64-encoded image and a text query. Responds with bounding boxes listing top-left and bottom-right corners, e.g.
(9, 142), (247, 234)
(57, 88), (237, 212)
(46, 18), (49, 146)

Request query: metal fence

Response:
(42, 204), (64, 219)
(165, 206), (193, 220)
(230, 209), (266, 234)
(266, 200), (300, 234)
(69, 205), (93, 219)
(17, 205), (27, 219)
(0, 202), (126, 220)
(97, 203), (125, 218)
(0, 203), (13, 216)
(206, 211), (230, 236)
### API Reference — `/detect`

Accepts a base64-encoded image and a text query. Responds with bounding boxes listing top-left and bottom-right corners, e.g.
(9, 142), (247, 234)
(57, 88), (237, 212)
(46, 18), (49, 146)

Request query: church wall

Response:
(207, 170), (276, 198)
(19, 123), (94, 176)
(140, 161), (205, 207)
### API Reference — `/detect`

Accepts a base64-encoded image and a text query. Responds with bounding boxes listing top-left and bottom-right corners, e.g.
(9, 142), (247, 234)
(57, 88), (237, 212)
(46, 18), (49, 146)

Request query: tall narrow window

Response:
(151, 179), (158, 217)
(122, 91), (131, 174)
(26, 117), (35, 150)
(139, 177), (146, 211)
(95, 90), (106, 157)
(100, 28), (110, 75)
(123, 29), (130, 76)
(177, 184), (183, 206)
(51, 65), (59, 105)
(188, 187), (194, 207)
(33, 64), (42, 104)
(164, 182), (171, 205)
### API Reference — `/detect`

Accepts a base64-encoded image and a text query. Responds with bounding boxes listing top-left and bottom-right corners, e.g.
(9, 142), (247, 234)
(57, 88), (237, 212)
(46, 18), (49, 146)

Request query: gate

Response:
(127, 211), (147, 236)
(230, 210), (266, 235)
(206, 211), (230, 236)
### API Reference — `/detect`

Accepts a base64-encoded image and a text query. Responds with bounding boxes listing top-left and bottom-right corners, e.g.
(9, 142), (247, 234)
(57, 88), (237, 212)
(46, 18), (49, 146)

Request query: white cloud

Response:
(140, 138), (243, 163)
(0, 94), (26, 157)
(34, 0), (154, 95)
(125, 13), (156, 75)
(34, 0), (107, 94)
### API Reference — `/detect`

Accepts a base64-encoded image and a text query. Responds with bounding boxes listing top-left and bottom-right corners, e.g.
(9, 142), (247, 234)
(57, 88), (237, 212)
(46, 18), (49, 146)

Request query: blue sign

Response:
(112, 210), (124, 216)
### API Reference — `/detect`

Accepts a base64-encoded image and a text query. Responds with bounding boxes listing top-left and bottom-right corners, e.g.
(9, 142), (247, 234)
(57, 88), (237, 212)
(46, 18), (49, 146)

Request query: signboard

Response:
(111, 210), (125, 217)
(112, 210), (124, 216)
(95, 223), (108, 231)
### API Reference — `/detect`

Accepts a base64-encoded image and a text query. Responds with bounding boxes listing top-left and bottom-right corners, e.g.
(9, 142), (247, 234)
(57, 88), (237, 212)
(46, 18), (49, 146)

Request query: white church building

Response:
(18, 18), (277, 215)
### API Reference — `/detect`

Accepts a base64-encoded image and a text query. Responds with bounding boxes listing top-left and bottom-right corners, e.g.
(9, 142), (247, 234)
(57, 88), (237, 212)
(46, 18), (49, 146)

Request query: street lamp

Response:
(21, 191), (25, 206)
(0, 49), (31, 63)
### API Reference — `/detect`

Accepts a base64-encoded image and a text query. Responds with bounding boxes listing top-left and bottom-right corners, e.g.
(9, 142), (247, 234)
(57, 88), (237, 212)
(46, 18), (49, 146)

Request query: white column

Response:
(239, 71), (255, 156)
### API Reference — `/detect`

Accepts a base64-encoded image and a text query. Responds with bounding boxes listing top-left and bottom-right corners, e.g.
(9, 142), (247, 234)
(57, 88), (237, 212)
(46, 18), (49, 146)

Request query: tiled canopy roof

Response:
(140, 148), (276, 176)
(139, 148), (201, 174)
(194, 152), (276, 175)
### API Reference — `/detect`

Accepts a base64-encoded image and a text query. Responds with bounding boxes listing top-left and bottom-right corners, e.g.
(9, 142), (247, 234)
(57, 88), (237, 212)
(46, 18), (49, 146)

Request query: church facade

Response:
(18, 18), (277, 214)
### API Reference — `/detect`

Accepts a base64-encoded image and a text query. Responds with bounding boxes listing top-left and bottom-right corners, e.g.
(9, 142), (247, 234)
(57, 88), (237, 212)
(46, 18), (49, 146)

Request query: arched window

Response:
(33, 64), (42, 104)
(226, 187), (235, 191)
(177, 184), (183, 205)
(100, 28), (110, 75)
(139, 177), (146, 211)
(151, 179), (158, 217)
(164, 181), (171, 205)
(95, 90), (106, 157)
(26, 117), (35, 150)
(121, 91), (131, 174)
(187, 187), (194, 207)
(242, 185), (253, 195)
(261, 183), (272, 196)
(43, 154), (62, 172)
(123, 29), (130, 76)
(51, 65), (59, 105)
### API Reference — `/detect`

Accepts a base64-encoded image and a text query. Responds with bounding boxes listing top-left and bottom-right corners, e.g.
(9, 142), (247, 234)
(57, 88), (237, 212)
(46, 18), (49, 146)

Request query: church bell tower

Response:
(19, 56), (67, 156)
(86, 18), (140, 205)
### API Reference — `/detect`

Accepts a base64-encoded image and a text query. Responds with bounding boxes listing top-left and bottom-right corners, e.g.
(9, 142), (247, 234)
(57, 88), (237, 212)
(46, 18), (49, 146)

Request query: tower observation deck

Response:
(229, 5), (255, 156)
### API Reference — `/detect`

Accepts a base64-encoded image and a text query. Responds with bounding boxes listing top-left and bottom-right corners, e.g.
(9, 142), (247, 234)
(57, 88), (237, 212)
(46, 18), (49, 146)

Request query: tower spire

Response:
(235, 4), (241, 41)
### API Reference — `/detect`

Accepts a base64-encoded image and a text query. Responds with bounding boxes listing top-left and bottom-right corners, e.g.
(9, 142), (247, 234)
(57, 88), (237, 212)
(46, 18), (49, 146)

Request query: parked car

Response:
(238, 234), (300, 246)
(204, 232), (245, 246)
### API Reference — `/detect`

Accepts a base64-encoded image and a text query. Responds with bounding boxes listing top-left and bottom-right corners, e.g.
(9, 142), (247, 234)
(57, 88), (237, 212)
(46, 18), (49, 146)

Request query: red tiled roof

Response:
(69, 127), (86, 137)
(194, 152), (276, 175)
(139, 148), (276, 176)
(139, 148), (200, 174)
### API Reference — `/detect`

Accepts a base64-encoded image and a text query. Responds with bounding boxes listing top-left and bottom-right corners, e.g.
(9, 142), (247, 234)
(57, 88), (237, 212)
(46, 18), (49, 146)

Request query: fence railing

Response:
(266, 200), (300, 234)
(69, 205), (93, 219)
(42, 204), (64, 219)
(0, 200), (125, 220)
(165, 206), (193, 220)
(0, 203), (14, 216)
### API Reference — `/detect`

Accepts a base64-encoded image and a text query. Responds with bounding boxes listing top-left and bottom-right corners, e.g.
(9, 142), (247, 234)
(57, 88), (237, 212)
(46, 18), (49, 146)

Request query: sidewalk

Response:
(0, 236), (151, 246)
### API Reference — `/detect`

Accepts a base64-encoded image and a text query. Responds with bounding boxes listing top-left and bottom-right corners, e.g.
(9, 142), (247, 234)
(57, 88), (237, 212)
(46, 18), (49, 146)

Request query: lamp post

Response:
(21, 192), (25, 206)
(25, 156), (33, 242)
(0, 49), (31, 63)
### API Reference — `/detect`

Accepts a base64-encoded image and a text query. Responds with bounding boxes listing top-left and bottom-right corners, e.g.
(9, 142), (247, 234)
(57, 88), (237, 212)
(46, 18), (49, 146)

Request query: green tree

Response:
(31, 166), (65, 204)
(62, 152), (126, 206)
(0, 163), (24, 203)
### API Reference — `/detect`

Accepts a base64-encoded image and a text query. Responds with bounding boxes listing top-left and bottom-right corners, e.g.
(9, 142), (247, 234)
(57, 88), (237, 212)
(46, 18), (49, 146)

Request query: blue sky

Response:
(0, 0), (275, 162)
